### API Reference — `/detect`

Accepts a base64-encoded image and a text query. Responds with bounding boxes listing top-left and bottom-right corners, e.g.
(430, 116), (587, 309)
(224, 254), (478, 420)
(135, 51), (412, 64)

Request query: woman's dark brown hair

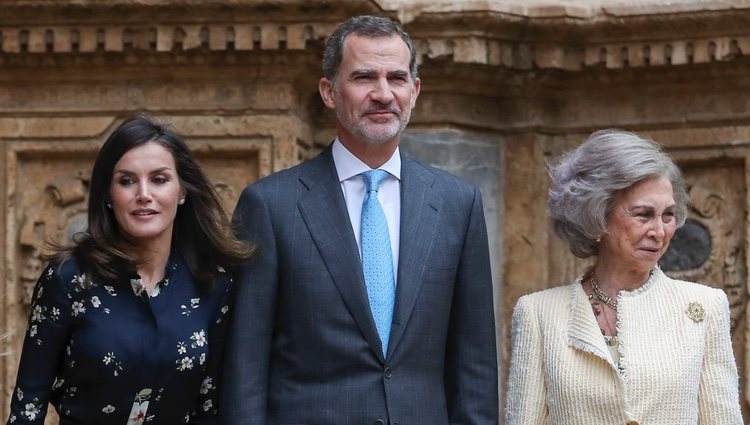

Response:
(50, 114), (255, 288)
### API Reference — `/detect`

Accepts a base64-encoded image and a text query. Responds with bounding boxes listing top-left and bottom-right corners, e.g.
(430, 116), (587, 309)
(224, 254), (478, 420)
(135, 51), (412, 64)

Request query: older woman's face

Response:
(599, 175), (678, 274)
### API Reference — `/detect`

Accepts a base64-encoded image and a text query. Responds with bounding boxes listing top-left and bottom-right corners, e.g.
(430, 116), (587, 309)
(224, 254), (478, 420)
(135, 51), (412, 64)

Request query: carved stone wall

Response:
(3, 0), (750, 423)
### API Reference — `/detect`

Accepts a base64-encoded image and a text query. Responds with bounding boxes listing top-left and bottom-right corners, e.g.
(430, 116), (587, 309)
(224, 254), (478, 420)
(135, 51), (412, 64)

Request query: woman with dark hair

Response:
(505, 129), (742, 424)
(6, 114), (255, 424)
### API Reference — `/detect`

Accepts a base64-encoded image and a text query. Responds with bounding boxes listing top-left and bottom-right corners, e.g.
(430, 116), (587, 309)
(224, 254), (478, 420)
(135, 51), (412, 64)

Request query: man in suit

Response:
(221, 15), (498, 425)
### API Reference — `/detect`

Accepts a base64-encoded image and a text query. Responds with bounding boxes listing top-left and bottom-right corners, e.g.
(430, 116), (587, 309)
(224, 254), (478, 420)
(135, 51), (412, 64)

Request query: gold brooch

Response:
(686, 302), (705, 323)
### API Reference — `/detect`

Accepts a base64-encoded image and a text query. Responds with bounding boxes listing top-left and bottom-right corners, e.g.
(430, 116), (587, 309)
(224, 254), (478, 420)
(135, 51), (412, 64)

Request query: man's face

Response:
(320, 34), (420, 148)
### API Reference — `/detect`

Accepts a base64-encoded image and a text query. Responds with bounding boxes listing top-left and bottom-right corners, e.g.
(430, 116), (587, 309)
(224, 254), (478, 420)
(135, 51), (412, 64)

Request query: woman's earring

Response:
(178, 198), (185, 205)
(106, 202), (112, 209)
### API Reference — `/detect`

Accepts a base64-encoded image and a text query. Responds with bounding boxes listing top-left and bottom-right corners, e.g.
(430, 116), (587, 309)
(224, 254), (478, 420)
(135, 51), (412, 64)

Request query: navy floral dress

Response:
(6, 254), (232, 425)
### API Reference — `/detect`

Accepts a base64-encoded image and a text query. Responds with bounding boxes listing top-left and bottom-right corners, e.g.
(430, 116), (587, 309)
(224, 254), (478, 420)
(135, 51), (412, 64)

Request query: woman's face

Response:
(599, 175), (678, 275)
(109, 141), (185, 248)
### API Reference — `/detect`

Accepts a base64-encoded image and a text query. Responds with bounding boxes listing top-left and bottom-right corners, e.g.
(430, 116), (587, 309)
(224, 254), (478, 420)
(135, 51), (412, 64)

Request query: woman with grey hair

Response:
(505, 129), (742, 424)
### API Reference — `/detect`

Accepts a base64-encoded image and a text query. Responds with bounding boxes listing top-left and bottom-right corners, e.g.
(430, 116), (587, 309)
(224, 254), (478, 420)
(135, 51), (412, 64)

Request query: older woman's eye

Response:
(662, 211), (675, 223)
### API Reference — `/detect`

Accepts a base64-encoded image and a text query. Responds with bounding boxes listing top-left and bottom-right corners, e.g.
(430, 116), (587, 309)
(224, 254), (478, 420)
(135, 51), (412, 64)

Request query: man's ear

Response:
(319, 77), (336, 109)
(410, 77), (421, 108)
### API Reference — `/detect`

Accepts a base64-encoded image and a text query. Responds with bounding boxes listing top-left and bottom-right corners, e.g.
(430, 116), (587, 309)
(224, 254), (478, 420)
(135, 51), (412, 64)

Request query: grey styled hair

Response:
(548, 129), (689, 258)
(322, 15), (418, 81)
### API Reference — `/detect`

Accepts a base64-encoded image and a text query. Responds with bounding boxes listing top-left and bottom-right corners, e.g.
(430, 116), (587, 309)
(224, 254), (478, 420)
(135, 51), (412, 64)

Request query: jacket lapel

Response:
(565, 279), (618, 370)
(387, 156), (442, 355)
(296, 149), (385, 361)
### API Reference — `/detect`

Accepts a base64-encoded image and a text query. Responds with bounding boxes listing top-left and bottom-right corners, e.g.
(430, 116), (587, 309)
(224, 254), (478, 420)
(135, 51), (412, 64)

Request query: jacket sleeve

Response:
(505, 295), (548, 425)
(219, 185), (278, 425)
(6, 264), (73, 424)
(697, 290), (743, 424)
(445, 187), (499, 425)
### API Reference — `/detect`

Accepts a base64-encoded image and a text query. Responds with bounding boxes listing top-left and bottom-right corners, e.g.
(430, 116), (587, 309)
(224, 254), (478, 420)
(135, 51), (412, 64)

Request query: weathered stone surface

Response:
(3, 0), (750, 422)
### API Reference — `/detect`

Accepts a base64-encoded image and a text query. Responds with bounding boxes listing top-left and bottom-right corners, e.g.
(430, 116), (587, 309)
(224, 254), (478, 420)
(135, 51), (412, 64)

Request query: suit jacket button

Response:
(384, 367), (393, 379)
(374, 419), (385, 425)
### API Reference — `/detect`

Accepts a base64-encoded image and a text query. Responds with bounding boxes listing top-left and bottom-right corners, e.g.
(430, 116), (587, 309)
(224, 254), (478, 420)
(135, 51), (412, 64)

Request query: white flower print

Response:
(103, 352), (123, 376)
(190, 298), (200, 308)
(190, 330), (206, 348)
(199, 352), (206, 365)
(102, 405), (116, 414)
(52, 379), (65, 390)
(51, 307), (61, 320)
(217, 265), (225, 273)
(200, 377), (213, 394)
(177, 356), (194, 371)
(31, 306), (44, 323)
(203, 399), (213, 411)
(71, 301), (86, 316)
(177, 341), (187, 355)
(71, 273), (86, 286)
(36, 287), (44, 299)
(22, 401), (41, 420)
(47, 267), (54, 277)
(221, 305), (229, 314)
(29, 325), (37, 337)
(8, 414), (15, 423)
(16, 388), (23, 401)
(91, 296), (101, 308)
(104, 285), (117, 296)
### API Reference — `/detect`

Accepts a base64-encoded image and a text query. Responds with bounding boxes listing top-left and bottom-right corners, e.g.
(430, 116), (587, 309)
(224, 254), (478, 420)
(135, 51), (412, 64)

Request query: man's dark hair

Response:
(322, 15), (418, 81)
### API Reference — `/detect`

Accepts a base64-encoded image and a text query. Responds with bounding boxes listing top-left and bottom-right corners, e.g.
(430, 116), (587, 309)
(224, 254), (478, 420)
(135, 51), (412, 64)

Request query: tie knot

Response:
(361, 169), (389, 192)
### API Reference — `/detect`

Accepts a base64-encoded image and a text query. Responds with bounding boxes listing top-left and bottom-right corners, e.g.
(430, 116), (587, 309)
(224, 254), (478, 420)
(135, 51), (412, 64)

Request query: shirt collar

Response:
(332, 138), (401, 182)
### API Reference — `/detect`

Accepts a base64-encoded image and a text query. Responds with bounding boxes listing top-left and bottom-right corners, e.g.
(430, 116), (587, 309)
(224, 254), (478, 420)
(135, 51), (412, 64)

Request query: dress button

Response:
(374, 419), (385, 425)
(384, 367), (393, 379)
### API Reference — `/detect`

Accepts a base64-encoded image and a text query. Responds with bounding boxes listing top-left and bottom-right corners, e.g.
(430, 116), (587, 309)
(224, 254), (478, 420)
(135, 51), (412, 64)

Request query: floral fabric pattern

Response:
(6, 255), (232, 425)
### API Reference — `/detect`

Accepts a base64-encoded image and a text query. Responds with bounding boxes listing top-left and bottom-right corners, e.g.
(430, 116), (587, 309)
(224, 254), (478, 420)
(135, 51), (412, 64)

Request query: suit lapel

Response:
(387, 156), (442, 355)
(296, 148), (386, 361)
(565, 280), (618, 370)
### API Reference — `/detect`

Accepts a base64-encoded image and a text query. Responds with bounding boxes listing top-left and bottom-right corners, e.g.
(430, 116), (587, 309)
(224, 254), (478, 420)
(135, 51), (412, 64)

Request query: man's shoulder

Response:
(246, 148), (333, 192)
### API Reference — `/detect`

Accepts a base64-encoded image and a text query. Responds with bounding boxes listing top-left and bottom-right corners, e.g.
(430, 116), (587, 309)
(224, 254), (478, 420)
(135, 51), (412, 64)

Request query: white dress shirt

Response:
(331, 139), (401, 283)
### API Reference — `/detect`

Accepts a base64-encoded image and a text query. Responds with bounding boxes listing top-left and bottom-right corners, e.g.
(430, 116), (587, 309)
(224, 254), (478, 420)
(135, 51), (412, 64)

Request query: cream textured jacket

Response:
(505, 267), (742, 425)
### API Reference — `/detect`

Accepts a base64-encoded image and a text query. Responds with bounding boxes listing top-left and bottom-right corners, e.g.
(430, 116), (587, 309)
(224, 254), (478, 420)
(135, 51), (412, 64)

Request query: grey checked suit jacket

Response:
(220, 146), (498, 425)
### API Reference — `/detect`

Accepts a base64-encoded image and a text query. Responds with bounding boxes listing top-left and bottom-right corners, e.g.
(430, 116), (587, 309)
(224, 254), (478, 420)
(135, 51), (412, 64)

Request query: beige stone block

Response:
(209, 25), (227, 51)
(261, 24), (280, 50)
(426, 38), (453, 59)
(534, 44), (565, 69)
(27, 28), (46, 53)
(2, 28), (20, 53)
(605, 45), (624, 69)
(181, 25), (202, 50)
(286, 24), (308, 50)
(584, 45), (603, 67)
(714, 37), (733, 61)
(78, 27), (98, 53)
(156, 25), (174, 52)
(454, 37), (487, 64)
(649, 43), (665, 66)
(736, 35), (750, 57)
(692, 39), (711, 63)
(626, 43), (644, 67)
(234, 25), (254, 50)
(105, 27), (123, 52)
(670, 41), (688, 65)
(52, 27), (71, 53)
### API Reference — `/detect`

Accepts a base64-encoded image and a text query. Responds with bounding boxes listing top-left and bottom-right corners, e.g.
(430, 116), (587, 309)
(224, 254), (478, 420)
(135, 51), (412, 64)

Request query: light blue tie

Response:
(360, 169), (395, 357)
